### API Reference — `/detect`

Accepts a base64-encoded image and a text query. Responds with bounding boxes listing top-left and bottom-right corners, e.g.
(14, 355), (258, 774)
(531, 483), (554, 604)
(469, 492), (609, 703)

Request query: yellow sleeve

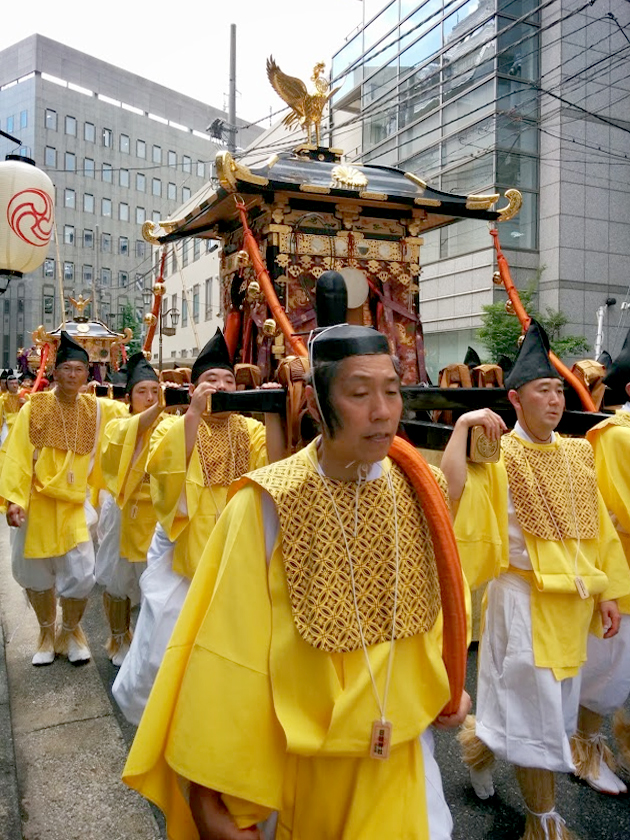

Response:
(123, 485), (286, 839)
(0, 402), (35, 511)
(591, 426), (630, 534)
(147, 414), (197, 540)
(101, 413), (154, 505)
(597, 490), (630, 603)
(246, 417), (268, 470)
(453, 461), (509, 590)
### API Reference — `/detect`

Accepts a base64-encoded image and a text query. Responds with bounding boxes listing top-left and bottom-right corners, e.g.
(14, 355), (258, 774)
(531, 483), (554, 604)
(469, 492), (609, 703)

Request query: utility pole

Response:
(228, 23), (237, 153)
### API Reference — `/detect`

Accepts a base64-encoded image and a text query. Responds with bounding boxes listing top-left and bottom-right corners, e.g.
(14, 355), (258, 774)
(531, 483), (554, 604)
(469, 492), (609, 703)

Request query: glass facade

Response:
(332, 0), (540, 259)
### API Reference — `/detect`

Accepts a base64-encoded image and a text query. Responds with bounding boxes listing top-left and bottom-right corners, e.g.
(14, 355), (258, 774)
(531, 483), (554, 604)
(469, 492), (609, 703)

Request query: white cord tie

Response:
(525, 807), (566, 840)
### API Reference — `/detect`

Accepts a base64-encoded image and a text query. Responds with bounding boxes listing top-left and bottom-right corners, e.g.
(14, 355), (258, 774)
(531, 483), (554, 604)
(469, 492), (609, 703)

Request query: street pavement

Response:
(1, 518), (630, 839)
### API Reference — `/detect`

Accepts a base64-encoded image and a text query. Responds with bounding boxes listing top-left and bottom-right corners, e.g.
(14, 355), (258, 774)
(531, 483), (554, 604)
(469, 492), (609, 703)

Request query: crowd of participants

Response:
(1, 294), (630, 840)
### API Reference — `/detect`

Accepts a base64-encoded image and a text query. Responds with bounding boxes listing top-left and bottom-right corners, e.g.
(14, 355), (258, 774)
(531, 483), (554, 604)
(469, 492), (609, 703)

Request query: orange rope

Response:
(234, 197), (307, 358)
(31, 344), (50, 393)
(388, 435), (468, 717)
(143, 249), (167, 355)
(490, 229), (596, 412)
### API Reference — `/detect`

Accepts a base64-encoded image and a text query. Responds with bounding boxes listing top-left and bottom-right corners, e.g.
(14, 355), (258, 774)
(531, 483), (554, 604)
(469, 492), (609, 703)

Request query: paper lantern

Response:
(0, 155), (54, 290)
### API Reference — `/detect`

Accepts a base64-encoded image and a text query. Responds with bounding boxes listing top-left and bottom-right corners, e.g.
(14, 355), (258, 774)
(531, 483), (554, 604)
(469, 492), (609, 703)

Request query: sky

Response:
(1, 0), (366, 129)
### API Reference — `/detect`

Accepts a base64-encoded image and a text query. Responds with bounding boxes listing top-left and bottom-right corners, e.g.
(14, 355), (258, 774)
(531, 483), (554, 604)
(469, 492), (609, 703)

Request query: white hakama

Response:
(580, 614), (630, 717)
(95, 492), (145, 604)
(476, 572), (581, 772)
(112, 523), (188, 725)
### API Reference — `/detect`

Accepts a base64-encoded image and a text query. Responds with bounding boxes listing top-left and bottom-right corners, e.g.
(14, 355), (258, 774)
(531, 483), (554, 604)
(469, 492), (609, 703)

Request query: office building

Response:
(0, 34), (261, 367)
(331, 0), (630, 377)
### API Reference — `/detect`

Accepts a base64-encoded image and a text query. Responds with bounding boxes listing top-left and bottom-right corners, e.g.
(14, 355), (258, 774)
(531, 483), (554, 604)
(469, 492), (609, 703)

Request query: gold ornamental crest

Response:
(331, 165), (368, 190)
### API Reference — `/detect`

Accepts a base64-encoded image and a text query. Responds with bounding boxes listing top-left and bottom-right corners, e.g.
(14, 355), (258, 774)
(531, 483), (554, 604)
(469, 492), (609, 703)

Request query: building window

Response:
(119, 133), (130, 153)
(102, 127), (113, 147)
(101, 268), (111, 286)
(171, 294), (178, 315)
(135, 240), (145, 258)
(44, 146), (56, 167)
(152, 145), (161, 164)
(6, 116), (14, 134)
(65, 115), (77, 136)
(181, 240), (189, 268)
(182, 186), (191, 202)
(42, 297), (53, 320)
(83, 264), (93, 283)
(193, 239), (201, 261)
(181, 297), (188, 327)
(152, 178), (161, 197)
(20, 110), (28, 129)
(192, 284), (200, 323)
(65, 152), (76, 172)
(167, 182), (176, 201)
(119, 168), (129, 188)
(83, 193), (94, 213)
(136, 139), (146, 158)
(43, 258), (55, 277)
(205, 277), (212, 319)
(150, 210), (159, 224)
(182, 155), (192, 174)
(119, 271), (129, 287)
(136, 172), (146, 192)
(136, 207), (146, 224)
(65, 188), (76, 209)
(196, 161), (205, 178)
(64, 261), (74, 282)
(102, 232), (112, 253)
(102, 163), (113, 183)
(64, 225), (75, 245)
(83, 229), (94, 248)
(84, 122), (95, 142)
(168, 150), (177, 168)
(84, 157), (95, 178)
(102, 197), (112, 217)
(119, 236), (129, 255)
(45, 109), (57, 130)
(119, 202), (129, 221)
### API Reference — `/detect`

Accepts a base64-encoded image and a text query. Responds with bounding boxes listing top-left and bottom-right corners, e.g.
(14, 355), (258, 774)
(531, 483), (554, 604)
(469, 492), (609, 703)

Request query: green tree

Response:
(477, 279), (590, 363)
(119, 302), (142, 354)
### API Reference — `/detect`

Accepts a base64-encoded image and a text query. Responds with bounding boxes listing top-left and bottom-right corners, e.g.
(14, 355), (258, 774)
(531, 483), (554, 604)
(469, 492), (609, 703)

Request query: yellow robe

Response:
(100, 411), (160, 562)
(587, 410), (630, 614)
(455, 433), (630, 678)
(0, 395), (127, 558)
(147, 414), (267, 579)
(123, 451), (451, 840)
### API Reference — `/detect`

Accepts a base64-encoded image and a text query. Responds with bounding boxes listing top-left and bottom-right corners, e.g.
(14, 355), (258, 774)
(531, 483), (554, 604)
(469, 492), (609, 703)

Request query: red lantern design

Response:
(0, 156), (55, 281)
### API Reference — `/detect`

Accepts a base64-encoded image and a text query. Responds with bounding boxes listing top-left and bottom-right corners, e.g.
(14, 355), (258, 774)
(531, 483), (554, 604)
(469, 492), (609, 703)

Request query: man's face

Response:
(510, 378), (565, 432)
(6, 378), (19, 394)
(191, 368), (237, 393)
(321, 354), (402, 465)
(54, 361), (89, 395)
(130, 380), (160, 413)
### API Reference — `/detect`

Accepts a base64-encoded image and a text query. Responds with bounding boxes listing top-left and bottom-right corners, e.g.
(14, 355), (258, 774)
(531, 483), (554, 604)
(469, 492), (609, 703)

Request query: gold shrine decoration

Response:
(69, 295), (91, 319)
(497, 189), (523, 222)
(331, 165), (368, 190)
(266, 57), (340, 147)
(216, 151), (269, 194)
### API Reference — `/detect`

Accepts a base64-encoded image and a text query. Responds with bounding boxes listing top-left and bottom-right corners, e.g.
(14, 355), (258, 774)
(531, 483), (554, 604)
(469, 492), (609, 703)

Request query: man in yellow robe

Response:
(441, 320), (630, 840)
(0, 369), (27, 444)
(0, 331), (126, 666)
(122, 323), (471, 840)
(96, 352), (163, 666)
(113, 328), (284, 724)
(570, 328), (630, 793)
